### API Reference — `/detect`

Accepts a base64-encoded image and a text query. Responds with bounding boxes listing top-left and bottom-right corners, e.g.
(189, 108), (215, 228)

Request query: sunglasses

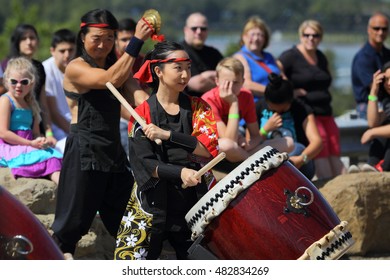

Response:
(371, 26), (388, 32)
(302, 33), (321, 38)
(9, 78), (32, 86)
(190, 26), (208, 32)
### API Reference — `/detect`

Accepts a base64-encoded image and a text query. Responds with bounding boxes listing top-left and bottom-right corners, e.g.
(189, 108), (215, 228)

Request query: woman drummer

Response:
(114, 41), (219, 260)
(51, 8), (152, 259)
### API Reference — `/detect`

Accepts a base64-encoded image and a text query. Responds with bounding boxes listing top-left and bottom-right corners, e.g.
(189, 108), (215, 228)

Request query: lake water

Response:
(207, 34), (362, 90)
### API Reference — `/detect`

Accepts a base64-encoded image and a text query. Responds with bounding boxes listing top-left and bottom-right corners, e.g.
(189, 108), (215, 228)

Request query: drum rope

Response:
(315, 231), (353, 260)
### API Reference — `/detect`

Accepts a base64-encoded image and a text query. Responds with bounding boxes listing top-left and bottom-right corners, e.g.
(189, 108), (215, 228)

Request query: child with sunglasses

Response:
(0, 57), (62, 184)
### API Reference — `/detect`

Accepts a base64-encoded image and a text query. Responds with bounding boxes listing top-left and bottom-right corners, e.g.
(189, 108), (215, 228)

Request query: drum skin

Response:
(0, 185), (64, 260)
(202, 162), (341, 260)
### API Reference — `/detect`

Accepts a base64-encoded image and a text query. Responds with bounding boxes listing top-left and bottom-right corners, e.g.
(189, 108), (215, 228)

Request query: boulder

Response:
(0, 168), (57, 214)
(319, 172), (390, 256)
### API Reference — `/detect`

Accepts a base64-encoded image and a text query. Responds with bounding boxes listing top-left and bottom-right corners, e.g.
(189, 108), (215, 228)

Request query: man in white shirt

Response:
(43, 29), (76, 153)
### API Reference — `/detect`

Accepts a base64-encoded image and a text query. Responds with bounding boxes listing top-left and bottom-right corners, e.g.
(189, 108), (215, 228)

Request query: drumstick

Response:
(182, 152), (226, 189)
(106, 82), (162, 145)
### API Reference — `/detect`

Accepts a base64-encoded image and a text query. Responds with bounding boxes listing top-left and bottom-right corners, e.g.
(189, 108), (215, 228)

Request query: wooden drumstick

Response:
(106, 82), (162, 145)
(182, 152), (226, 189)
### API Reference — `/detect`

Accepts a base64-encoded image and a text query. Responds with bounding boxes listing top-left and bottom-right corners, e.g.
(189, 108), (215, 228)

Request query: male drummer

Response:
(202, 57), (294, 170)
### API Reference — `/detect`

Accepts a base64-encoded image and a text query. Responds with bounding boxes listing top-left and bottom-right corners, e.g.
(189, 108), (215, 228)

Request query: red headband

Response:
(133, 58), (191, 83)
(141, 17), (165, 42)
(80, 22), (111, 29)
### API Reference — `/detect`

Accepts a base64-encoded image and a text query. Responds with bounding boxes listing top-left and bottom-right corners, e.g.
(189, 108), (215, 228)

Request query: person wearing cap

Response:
(51, 8), (152, 260)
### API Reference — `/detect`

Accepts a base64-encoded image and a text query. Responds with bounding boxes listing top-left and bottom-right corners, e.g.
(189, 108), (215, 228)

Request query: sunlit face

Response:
(19, 30), (39, 58)
(6, 70), (34, 100)
(368, 15), (389, 46)
(155, 50), (191, 92)
(243, 27), (266, 52)
(300, 27), (321, 51)
(383, 68), (390, 94)
(267, 102), (291, 114)
(184, 14), (208, 49)
(215, 67), (244, 96)
(51, 42), (76, 72)
(115, 30), (134, 57)
(82, 27), (115, 63)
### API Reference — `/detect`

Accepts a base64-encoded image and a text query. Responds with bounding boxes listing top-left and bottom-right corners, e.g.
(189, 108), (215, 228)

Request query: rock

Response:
(0, 168), (56, 214)
(320, 172), (390, 256)
(75, 217), (116, 260)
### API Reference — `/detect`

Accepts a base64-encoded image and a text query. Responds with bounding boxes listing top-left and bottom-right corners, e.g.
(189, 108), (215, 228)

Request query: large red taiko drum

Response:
(0, 185), (64, 260)
(185, 146), (354, 260)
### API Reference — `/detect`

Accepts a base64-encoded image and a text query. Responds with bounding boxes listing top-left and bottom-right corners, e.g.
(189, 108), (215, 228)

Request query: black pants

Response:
(141, 182), (197, 260)
(51, 132), (133, 254)
(368, 137), (390, 171)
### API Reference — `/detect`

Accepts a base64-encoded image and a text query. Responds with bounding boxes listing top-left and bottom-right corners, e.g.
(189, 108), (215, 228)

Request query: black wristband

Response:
(125, 36), (144, 57)
(158, 164), (183, 180)
(169, 131), (198, 153)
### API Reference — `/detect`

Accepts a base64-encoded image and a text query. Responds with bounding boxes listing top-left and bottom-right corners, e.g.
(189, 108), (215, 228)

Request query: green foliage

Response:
(224, 42), (240, 57)
(331, 88), (356, 117)
(0, 0), (76, 60)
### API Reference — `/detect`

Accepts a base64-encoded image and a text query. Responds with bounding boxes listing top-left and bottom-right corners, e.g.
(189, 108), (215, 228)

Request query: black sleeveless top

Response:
(64, 88), (128, 172)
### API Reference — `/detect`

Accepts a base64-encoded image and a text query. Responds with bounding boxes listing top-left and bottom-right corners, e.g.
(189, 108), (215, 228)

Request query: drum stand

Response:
(187, 234), (218, 260)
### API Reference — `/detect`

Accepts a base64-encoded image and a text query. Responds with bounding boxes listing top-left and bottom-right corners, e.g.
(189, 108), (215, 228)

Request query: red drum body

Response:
(0, 185), (64, 260)
(186, 146), (354, 260)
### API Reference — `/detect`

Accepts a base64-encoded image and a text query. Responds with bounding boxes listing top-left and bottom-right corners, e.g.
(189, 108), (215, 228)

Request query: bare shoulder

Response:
(64, 58), (93, 93)
(0, 94), (10, 105)
(233, 52), (244, 60)
(65, 57), (90, 76)
(233, 53), (249, 67)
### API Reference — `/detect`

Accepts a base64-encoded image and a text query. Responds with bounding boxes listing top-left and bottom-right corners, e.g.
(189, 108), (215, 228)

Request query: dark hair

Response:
(264, 73), (294, 104)
(77, 9), (118, 68)
(144, 41), (186, 91)
(117, 18), (136, 32)
(9, 24), (39, 58)
(379, 61), (390, 100)
(51, 29), (76, 48)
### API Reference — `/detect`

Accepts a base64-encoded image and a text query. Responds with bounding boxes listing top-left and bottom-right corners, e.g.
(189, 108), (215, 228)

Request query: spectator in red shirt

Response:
(202, 57), (294, 165)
